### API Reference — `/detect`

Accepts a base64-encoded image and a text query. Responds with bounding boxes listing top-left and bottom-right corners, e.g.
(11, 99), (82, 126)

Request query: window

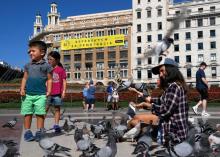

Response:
(74, 54), (81, 61)
(198, 42), (203, 50)
(66, 73), (71, 80)
(108, 70), (115, 79)
(137, 58), (141, 65)
(147, 10), (151, 18)
(137, 24), (142, 32)
(63, 55), (71, 62)
(147, 35), (152, 42)
(198, 8), (203, 12)
(198, 54), (204, 62)
(123, 40), (128, 48)
(120, 50), (128, 58)
(96, 52), (104, 60)
(158, 22), (162, 30)
(108, 61), (115, 68)
(85, 31), (93, 38)
(137, 11), (141, 19)
(74, 72), (81, 79)
(186, 44), (191, 51)
(197, 31), (203, 38)
(210, 6), (215, 11)
(210, 17), (216, 25)
(175, 11), (180, 15)
(197, 19), (203, 27)
(174, 33), (179, 40)
(174, 45), (179, 52)
(63, 64), (70, 72)
(158, 34), (162, 41)
(186, 55), (191, 63)
(185, 32), (191, 40)
(157, 9), (162, 16)
(121, 69), (128, 78)
(211, 53), (216, 61)
(108, 51), (116, 59)
(85, 72), (92, 80)
(96, 30), (104, 36)
(211, 67), (217, 77)
(147, 23), (152, 31)
(74, 63), (81, 70)
(148, 0), (150, 2)
(174, 56), (179, 63)
(137, 0), (141, 4)
(187, 68), (191, 78)
(108, 29), (116, 35)
(120, 28), (128, 35)
(97, 62), (104, 69)
(85, 62), (92, 69)
(148, 69), (152, 79)
(210, 30), (216, 37)
(137, 47), (141, 54)
(210, 41), (216, 49)
(120, 60), (128, 68)
(137, 36), (141, 43)
(185, 20), (191, 28)
(137, 70), (142, 80)
(96, 71), (104, 79)
(148, 57), (152, 64)
(85, 53), (93, 60)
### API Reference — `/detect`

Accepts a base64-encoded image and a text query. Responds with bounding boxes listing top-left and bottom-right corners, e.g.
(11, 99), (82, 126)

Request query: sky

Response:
(0, 0), (186, 69)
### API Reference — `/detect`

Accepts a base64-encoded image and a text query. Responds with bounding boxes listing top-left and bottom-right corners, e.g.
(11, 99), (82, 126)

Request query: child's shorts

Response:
(21, 94), (47, 115)
(47, 95), (63, 106)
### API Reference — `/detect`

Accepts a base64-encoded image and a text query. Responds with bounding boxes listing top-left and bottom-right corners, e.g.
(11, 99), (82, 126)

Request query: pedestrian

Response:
(192, 62), (210, 116)
(45, 51), (67, 133)
(82, 82), (89, 111)
(86, 80), (96, 112)
(111, 83), (119, 110)
(143, 58), (189, 145)
(106, 82), (113, 110)
(20, 40), (53, 142)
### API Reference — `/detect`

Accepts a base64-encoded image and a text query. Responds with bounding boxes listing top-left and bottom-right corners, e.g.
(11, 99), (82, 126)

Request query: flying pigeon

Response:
(39, 137), (71, 157)
(2, 117), (18, 129)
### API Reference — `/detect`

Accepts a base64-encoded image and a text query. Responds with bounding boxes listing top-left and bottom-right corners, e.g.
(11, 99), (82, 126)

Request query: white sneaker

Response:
(201, 111), (210, 117)
(192, 106), (198, 115)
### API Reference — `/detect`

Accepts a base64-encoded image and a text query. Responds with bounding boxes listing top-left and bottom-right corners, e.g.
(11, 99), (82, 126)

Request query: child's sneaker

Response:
(127, 103), (136, 119)
(53, 125), (61, 133)
(24, 130), (35, 142)
(35, 129), (45, 142)
(192, 106), (198, 115)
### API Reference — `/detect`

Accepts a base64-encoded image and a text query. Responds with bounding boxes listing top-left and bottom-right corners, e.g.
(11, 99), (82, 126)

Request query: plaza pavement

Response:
(0, 107), (220, 157)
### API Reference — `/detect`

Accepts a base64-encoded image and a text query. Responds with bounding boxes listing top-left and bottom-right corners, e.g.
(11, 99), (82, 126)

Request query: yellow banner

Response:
(61, 34), (124, 50)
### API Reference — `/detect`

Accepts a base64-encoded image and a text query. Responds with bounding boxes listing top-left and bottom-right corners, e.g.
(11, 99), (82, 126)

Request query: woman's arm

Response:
(62, 79), (67, 99)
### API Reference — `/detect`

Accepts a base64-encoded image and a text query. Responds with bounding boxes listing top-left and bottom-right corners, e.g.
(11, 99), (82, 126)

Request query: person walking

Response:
(192, 62), (210, 117)
(86, 80), (96, 112)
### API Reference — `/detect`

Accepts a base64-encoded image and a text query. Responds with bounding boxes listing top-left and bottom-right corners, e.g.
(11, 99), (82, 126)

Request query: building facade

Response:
(32, 0), (220, 85)
(132, 0), (220, 85)
(31, 2), (132, 85)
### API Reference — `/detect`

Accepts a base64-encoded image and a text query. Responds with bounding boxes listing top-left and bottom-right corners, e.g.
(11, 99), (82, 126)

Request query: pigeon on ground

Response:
(94, 130), (117, 157)
(0, 139), (19, 157)
(209, 131), (220, 153)
(132, 123), (152, 157)
(123, 122), (141, 142)
(39, 137), (71, 157)
(2, 117), (18, 129)
(68, 115), (80, 125)
(62, 119), (75, 134)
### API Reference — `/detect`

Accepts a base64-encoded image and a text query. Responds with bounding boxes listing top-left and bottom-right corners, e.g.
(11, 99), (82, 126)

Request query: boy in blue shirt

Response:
(20, 41), (52, 142)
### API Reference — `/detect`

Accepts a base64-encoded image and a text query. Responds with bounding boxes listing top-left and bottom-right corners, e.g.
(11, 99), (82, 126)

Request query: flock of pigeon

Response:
(1, 112), (220, 157)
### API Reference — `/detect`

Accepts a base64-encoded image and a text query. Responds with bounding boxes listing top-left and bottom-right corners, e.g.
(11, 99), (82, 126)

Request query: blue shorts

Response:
(86, 98), (95, 105)
(47, 95), (63, 106)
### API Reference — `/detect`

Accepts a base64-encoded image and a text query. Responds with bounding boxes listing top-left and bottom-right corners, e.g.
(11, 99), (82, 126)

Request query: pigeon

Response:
(145, 7), (187, 63)
(68, 115), (80, 125)
(62, 119), (75, 134)
(132, 123), (152, 157)
(90, 124), (104, 139)
(39, 137), (71, 157)
(2, 117), (17, 129)
(123, 122), (141, 142)
(209, 131), (220, 152)
(94, 130), (117, 157)
(0, 140), (19, 157)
